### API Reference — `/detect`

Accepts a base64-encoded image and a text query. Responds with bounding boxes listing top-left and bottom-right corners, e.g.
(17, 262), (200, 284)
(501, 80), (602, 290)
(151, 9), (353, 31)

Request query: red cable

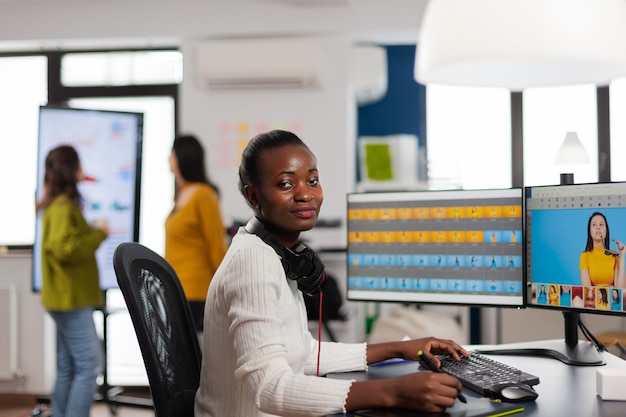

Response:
(316, 289), (324, 376)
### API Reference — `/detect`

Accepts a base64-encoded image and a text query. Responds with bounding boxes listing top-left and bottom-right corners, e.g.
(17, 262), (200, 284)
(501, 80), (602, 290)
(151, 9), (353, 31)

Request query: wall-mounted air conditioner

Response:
(195, 38), (324, 90)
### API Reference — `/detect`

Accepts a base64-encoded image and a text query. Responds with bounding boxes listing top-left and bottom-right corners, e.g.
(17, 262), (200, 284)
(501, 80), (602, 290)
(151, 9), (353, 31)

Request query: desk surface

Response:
(328, 340), (626, 417)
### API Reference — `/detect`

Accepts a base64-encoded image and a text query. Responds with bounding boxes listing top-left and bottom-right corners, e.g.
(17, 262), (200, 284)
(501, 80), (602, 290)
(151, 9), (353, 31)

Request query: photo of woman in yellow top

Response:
(548, 284), (559, 305)
(580, 212), (626, 287)
(596, 287), (609, 310)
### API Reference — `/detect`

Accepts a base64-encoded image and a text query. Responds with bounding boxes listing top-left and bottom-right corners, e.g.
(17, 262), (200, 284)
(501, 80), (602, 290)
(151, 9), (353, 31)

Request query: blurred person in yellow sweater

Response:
(165, 134), (228, 332)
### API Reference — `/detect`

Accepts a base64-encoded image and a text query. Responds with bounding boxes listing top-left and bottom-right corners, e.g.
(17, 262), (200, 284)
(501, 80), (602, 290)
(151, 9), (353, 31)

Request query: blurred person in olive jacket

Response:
(36, 145), (108, 417)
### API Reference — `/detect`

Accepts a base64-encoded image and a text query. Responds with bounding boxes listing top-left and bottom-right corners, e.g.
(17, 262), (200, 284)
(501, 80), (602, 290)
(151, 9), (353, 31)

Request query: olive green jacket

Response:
(40, 195), (107, 311)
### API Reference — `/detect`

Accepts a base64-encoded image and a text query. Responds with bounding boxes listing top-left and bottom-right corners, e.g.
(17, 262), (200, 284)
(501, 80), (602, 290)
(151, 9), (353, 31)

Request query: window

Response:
(66, 61), (178, 387)
(523, 84), (598, 186)
(0, 48), (180, 386)
(62, 50), (183, 86)
(609, 77), (626, 181)
(426, 85), (512, 189)
(0, 56), (47, 246)
(0, 50), (180, 248)
(69, 97), (175, 257)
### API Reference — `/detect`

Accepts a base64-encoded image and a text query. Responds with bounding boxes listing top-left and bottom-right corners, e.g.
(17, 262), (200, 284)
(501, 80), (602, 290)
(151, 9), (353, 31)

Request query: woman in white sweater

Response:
(194, 130), (468, 417)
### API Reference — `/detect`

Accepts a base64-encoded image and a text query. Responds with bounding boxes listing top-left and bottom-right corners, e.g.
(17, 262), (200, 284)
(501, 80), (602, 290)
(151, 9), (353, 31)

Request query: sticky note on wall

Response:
(364, 143), (394, 180)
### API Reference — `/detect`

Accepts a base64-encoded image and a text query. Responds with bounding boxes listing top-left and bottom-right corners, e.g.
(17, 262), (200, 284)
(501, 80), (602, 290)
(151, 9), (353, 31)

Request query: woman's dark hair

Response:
(238, 130), (309, 201)
(36, 145), (81, 211)
(172, 134), (219, 196)
(585, 211), (610, 252)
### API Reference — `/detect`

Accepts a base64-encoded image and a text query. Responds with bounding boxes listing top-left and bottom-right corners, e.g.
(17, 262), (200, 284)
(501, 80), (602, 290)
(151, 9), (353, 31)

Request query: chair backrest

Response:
(113, 242), (202, 417)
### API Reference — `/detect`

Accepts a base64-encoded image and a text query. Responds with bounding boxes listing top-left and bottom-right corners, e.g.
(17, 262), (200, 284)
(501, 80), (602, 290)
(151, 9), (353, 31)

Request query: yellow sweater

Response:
(580, 247), (617, 287)
(165, 183), (227, 301)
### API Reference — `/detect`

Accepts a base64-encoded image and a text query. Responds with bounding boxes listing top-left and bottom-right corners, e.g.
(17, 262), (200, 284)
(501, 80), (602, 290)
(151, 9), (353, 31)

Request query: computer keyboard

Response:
(436, 352), (540, 397)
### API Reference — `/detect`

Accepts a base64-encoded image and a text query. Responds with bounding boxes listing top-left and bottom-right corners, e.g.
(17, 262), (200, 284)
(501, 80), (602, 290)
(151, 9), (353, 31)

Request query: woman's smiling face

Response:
(248, 144), (323, 247)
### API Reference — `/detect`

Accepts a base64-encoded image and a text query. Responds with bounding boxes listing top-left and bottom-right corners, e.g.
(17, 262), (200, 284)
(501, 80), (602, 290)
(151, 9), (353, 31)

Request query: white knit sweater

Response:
(194, 228), (367, 417)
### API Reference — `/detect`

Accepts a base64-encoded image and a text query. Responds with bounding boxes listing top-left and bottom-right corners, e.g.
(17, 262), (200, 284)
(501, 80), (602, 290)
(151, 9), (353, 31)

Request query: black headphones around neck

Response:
(245, 217), (326, 296)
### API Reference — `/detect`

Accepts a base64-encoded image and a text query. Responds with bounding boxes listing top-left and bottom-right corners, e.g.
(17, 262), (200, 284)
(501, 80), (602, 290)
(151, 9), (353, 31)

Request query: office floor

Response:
(0, 394), (155, 417)
(0, 312), (153, 417)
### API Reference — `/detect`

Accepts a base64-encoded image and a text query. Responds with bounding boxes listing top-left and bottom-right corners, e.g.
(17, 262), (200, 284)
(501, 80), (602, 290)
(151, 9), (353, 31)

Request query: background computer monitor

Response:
(521, 181), (626, 365)
(346, 188), (525, 308)
(33, 105), (143, 292)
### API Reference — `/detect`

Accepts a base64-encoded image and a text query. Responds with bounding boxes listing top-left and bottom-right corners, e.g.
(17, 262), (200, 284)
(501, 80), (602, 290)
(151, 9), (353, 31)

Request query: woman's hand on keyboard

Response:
(401, 337), (470, 367)
(367, 337), (469, 366)
(350, 337), (468, 413)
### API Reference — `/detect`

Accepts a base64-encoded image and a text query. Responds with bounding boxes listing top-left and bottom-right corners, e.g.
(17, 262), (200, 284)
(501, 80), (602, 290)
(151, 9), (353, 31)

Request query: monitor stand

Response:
(475, 312), (606, 366)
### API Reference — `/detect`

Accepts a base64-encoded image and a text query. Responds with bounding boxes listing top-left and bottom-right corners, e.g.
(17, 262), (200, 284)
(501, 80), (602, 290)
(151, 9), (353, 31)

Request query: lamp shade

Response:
(555, 131), (590, 165)
(415, 0), (626, 90)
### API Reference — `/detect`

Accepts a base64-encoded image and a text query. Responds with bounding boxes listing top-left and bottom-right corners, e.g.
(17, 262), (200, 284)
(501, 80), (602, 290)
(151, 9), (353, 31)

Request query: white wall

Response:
(179, 35), (356, 246)
(0, 255), (55, 393)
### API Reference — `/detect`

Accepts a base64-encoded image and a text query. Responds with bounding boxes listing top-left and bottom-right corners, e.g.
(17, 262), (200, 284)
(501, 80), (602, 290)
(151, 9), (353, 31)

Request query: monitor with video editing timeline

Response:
(514, 181), (626, 365)
(346, 188), (525, 308)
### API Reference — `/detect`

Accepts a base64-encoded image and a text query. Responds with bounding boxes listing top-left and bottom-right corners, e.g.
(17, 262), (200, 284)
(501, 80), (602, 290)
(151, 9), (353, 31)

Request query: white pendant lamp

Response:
(415, 0), (626, 90)
(555, 131), (590, 165)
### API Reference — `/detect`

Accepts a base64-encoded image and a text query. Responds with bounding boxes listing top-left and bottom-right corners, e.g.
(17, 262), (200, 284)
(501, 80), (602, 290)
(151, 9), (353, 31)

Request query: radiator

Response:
(0, 284), (17, 380)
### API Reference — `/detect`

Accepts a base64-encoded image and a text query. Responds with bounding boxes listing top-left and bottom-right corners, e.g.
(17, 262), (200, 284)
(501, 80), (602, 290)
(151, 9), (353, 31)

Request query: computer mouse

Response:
(489, 382), (539, 402)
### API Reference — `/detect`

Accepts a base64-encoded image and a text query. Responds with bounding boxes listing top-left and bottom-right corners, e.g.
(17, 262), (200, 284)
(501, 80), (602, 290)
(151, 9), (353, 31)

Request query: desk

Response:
(328, 341), (626, 417)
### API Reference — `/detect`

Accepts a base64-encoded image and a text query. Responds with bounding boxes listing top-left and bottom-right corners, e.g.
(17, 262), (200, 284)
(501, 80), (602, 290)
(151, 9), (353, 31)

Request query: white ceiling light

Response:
(415, 0), (626, 91)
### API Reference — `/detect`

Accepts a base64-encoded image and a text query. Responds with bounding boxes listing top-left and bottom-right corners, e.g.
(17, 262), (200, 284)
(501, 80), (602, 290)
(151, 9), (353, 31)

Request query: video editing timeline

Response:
(346, 189), (524, 307)
(526, 182), (626, 313)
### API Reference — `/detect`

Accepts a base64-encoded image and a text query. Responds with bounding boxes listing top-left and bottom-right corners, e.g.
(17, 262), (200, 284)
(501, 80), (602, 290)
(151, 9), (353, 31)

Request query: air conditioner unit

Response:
(195, 38), (324, 90)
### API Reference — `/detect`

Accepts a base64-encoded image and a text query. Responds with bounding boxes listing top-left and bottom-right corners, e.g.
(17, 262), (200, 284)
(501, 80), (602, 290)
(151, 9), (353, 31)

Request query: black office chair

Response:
(112, 242), (202, 417)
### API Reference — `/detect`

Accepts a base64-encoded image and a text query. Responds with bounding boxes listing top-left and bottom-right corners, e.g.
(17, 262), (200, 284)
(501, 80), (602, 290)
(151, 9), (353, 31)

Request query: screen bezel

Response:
(346, 187), (526, 308)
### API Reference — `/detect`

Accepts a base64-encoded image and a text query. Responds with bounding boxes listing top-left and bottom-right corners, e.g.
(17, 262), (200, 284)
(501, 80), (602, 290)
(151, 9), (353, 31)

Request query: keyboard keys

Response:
(435, 352), (540, 397)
